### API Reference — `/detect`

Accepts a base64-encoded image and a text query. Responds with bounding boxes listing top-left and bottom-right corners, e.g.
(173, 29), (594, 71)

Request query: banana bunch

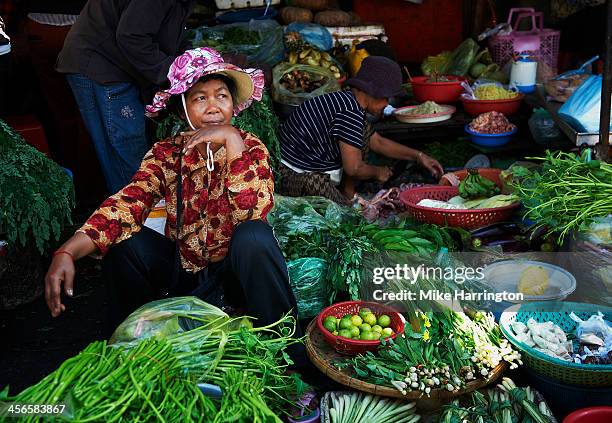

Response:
(363, 225), (436, 255)
(288, 48), (342, 79)
(458, 169), (500, 200)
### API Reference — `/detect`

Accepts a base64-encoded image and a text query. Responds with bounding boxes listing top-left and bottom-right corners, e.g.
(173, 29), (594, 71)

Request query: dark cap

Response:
(347, 56), (404, 99)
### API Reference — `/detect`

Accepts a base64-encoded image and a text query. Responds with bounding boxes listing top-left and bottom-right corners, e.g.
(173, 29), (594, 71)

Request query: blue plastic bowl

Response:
(216, 8), (278, 24)
(465, 124), (517, 147)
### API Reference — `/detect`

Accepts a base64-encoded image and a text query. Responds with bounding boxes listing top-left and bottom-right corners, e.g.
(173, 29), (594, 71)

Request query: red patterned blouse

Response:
(78, 131), (274, 272)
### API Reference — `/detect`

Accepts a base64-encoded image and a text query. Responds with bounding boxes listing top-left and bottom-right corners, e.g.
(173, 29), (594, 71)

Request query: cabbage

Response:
(421, 51), (452, 76)
(446, 39), (480, 76)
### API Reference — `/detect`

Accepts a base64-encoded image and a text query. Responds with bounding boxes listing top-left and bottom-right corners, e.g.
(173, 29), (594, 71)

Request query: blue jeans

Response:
(66, 73), (149, 194)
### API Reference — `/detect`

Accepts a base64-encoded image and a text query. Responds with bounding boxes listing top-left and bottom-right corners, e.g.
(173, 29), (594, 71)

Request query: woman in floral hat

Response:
(44, 48), (303, 355)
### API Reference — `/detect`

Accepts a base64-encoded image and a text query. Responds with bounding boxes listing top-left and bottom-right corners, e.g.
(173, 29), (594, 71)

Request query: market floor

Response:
(0, 257), (109, 395)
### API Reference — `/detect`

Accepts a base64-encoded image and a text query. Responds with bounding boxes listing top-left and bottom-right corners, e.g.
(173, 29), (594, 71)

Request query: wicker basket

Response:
(399, 186), (520, 230)
(305, 320), (508, 410)
(499, 302), (612, 387)
(316, 301), (405, 355)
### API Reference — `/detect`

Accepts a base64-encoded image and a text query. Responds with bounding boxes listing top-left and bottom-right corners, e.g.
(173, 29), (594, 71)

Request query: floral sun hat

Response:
(146, 47), (265, 117)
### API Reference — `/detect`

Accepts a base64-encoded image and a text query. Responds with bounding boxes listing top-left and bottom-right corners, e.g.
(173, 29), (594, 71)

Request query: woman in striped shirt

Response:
(278, 56), (443, 204)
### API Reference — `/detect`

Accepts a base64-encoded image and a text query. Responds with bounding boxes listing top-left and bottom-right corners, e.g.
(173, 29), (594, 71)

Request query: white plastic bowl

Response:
(482, 260), (576, 303)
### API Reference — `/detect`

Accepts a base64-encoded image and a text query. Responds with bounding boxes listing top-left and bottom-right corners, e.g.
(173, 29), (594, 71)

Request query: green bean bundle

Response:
(3, 340), (218, 423)
(511, 150), (612, 243)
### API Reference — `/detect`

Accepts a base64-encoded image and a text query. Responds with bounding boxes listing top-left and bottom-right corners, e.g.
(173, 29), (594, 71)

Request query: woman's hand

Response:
(417, 152), (444, 179)
(45, 253), (75, 317)
(375, 166), (393, 183)
(182, 125), (244, 157)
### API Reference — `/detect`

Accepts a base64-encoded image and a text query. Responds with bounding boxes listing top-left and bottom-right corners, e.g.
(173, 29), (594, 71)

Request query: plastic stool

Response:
(4, 115), (51, 157)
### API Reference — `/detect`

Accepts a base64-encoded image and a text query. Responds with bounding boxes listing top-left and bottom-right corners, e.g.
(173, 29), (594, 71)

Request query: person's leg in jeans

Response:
(66, 74), (148, 193)
(101, 227), (198, 335)
(66, 74), (123, 193)
(222, 219), (307, 366)
(100, 82), (149, 191)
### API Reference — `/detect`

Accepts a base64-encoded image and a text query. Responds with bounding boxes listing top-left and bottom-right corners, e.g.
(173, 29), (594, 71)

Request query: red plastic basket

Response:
(316, 301), (405, 356)
(399, 186), (520, 230)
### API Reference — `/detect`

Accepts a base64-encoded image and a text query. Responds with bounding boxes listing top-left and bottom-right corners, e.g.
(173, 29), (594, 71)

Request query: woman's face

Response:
(184, 78), (234, 127)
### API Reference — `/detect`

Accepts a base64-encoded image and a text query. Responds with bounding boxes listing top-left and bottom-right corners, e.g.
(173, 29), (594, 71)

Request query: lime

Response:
(363, 313), (377, 326)
(349, 326), (360, 338)
(382, 327), (394, 337)
(378, 314), (391, 328)
(371, 325), (383, 333)
(360, 323), (372, 332)
(339, 317), (353, 330)
(323, 320), (337, 333)
(338, 329), (352, 339)
(332, 330), (338, 336)
(324, 315), (337, 325)
(371, 331), (381, 340)
(343, 314), (352, 320)
(359, 307), (372, 319)
(360, 331), (376, 341)
(351, 315), (363, 327)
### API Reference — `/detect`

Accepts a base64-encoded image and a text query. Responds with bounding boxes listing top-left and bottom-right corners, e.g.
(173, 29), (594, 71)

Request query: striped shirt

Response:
(279, 90), (366, 172)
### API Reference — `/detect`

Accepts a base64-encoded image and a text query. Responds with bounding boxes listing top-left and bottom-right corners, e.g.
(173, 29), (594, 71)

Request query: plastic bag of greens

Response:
(190, 20), (284, 66)
(287, 258), (329, 319)
(109, 297), (232, 345)
(272, 63), (340, 106)
(268, 195), (356, 239)
(445, 38), (480, 76)
(285, 22), (333, 52)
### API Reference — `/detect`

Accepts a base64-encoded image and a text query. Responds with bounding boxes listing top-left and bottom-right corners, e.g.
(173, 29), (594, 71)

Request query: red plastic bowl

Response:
(316, 301), (405, 356)
(411, 76), (466, 103)
(563, 407), (612, 423)
(461, 93), (524, 116)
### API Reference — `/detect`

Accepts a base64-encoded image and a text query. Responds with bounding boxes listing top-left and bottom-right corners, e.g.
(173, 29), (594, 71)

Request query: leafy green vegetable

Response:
(194, 27), (261, 53)
(446, 38), (480, 77)
(511, 150), (612, 243)
(0, 119), (74, 253)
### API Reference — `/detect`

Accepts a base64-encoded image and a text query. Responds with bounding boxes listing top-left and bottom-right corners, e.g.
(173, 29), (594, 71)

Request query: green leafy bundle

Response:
(511, 150), (612, 243)
(0, 119), (74, 253)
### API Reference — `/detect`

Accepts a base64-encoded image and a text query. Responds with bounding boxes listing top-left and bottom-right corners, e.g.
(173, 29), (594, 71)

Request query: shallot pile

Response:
(469, 111), (516, 134)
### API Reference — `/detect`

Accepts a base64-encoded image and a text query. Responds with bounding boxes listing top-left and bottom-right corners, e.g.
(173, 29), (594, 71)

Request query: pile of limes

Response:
(322, 307), (395, 340)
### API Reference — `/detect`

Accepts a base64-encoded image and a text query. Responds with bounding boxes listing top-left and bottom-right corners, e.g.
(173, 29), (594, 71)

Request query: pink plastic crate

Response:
(489, 8), (560, 73)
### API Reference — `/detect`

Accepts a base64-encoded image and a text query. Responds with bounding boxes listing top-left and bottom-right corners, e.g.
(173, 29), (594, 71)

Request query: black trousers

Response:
(102, 220), (306, 364)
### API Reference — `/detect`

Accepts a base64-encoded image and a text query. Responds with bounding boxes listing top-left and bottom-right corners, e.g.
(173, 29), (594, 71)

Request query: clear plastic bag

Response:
(272, 62), (340, 106)
(528, 108), (563, 145)
(287, 258), (329, 319)
(190, 20), (284, 66)
(109, 297), (232, 345)
(268, 195), (356, 241)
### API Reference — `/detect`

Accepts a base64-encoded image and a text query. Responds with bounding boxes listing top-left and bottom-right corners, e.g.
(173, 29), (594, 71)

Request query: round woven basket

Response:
(305, 320), (508, 409)
(499, 302), (612, 387)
